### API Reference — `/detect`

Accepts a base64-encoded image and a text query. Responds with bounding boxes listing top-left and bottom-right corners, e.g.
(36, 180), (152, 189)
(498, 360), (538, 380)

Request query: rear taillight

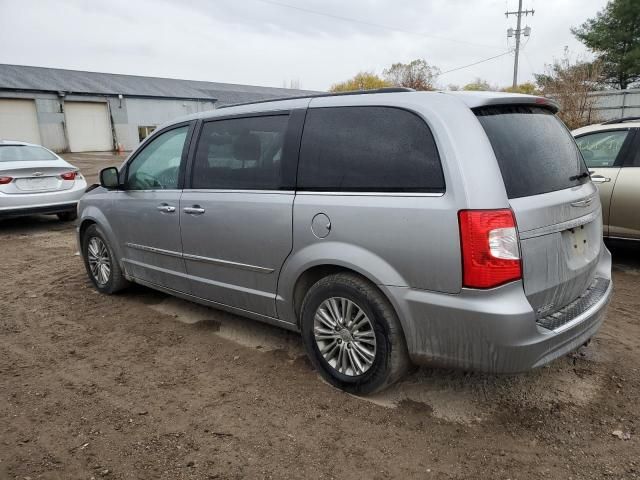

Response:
(458, 209), (522, 289)
(0, 176), (12, 184)
(60, 171), (77, 180)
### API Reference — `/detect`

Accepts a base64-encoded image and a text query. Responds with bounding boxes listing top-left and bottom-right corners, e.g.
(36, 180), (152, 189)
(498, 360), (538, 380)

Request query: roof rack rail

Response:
(217, 87), (415, 109)
(601, 116), (640, 125)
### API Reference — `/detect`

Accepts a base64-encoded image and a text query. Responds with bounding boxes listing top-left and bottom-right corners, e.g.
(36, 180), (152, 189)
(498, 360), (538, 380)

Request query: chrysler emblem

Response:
(571, 196), (594, 208)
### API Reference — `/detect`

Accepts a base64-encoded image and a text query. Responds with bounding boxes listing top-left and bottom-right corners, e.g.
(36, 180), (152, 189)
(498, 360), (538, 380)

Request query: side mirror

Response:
(100, 167), (120, 189)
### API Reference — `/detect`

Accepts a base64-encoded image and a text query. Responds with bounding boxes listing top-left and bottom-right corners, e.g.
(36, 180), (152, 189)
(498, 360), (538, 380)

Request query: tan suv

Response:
(573, 117), (640, 241)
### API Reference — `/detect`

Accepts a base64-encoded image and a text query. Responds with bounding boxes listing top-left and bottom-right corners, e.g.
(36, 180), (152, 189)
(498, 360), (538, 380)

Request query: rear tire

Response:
(300, 273), (410, 395)
(57, 211), (77, 222)
(82, 224), (129, 294)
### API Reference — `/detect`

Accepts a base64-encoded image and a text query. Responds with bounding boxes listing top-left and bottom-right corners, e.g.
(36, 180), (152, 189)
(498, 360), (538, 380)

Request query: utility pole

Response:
(506, 0), (534, 88)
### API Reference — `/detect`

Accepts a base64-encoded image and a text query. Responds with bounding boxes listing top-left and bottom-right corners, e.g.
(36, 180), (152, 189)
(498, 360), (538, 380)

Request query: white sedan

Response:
(0, 140), (87, 221)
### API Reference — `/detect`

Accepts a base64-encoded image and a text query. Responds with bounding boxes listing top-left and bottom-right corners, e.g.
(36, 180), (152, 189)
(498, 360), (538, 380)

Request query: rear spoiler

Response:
(443, 92), (560, 114)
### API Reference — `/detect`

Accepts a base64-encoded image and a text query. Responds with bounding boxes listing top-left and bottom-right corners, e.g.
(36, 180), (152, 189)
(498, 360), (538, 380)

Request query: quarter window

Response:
(126, 126), (188, 190)
(297, 106), (445, 192)
(575, 130), (629, 168)
(192, 115), (289, 190)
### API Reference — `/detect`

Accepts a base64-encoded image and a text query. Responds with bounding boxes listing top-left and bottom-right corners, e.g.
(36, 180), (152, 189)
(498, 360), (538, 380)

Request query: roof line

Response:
(217, 87), (415, 109)
(601, 116), (640, 125)
(0, 63), (319, 93)
(0, 87), (218, 102)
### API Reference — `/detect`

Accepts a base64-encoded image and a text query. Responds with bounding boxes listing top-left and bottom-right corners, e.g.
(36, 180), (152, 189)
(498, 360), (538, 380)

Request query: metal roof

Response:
(169, 89), (558, 129)
(0, 64), (318, 104)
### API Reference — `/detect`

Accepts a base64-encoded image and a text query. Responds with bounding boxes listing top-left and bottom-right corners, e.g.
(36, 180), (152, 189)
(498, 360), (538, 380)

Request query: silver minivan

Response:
(78, 89), (612, 394)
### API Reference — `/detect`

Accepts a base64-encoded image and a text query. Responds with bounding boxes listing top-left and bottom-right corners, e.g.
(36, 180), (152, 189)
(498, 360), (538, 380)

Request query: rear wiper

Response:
(569, 172), (590, 181)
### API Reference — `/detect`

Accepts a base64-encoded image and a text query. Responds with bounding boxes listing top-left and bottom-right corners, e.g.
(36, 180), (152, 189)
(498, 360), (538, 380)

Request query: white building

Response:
(0, 64), (314, 152)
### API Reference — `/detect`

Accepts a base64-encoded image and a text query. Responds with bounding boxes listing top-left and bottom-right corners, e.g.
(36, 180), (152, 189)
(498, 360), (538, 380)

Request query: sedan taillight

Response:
(0, 176), (13, 184)
(60, 171), (77, 180)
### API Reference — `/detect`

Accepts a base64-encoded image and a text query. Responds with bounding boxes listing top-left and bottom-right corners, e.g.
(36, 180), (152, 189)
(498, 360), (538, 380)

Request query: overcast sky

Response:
(0, 0), (608, 91)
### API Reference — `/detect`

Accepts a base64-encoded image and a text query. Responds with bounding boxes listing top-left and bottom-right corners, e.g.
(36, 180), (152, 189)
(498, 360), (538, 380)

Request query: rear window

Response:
(0, 145), (57, 162)
(475, 106), (588, 199)
(297, 106), (444, 192)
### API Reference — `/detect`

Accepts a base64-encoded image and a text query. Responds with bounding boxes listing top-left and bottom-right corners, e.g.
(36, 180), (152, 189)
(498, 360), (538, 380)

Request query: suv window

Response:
(126, 126), (188, 190)
(475, 106), (588, 199)
(297, 106), (444, 192)
(575, 130), (629, 168)
(192, 115), (289, 190)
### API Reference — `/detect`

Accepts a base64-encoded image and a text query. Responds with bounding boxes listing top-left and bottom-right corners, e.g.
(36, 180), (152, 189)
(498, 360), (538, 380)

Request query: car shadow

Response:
(606, 239), (640, 273)
(0, 214), (74, 236)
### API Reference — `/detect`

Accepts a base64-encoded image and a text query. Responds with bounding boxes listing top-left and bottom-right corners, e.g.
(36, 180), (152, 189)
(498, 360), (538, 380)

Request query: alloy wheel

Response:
(313, 297), (377, 376)
(87, 237), (111, 286)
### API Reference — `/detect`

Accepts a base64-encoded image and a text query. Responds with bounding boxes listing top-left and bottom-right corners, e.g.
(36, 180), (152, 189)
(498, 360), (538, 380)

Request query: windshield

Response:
(0, 145), (58, 162)
(475, 105), (588, 199)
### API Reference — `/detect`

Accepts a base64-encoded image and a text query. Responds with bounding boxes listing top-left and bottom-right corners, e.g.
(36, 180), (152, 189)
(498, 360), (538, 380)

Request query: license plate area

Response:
(15, 177), (59, 192)
(561, 221), (599, 269)
(566, 224), (589, 256)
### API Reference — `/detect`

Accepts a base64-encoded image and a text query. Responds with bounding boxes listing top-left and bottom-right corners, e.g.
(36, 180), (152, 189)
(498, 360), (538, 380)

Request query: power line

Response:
(505, 0), (534, 87)
(254, 0), (503, 50)
(439, 50), (514, 75)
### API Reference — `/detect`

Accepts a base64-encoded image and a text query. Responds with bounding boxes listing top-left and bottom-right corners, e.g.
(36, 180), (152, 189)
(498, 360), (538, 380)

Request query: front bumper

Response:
(0, 180), (86, 218)
(387, 247), (613, 373)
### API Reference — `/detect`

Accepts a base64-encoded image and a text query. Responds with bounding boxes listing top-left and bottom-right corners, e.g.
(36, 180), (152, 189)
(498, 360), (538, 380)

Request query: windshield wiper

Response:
(570, 172), (590, 181)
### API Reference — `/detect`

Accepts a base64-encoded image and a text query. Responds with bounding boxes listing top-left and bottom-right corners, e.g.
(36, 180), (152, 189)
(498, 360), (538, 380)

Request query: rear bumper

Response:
(0, 202), (78, 218)
(0, 180), (86, 218)
(387, 246), (612, 373)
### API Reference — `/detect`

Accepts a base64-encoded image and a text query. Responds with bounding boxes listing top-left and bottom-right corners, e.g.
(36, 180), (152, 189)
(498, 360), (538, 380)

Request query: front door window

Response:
(127, 126), (188, 190)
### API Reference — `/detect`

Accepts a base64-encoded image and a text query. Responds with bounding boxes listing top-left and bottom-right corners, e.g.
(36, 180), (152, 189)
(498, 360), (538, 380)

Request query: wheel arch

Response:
(78, 207), (124, 266)
(285, 263), (408, 347)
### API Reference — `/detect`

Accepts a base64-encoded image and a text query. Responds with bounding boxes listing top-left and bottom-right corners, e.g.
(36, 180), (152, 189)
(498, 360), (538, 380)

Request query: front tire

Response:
(82, 224), (129, 294)
(300, 273), (410, 394)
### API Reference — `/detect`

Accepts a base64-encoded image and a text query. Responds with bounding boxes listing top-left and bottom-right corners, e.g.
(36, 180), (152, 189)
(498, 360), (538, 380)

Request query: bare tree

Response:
(383, 59), (440, 91)
(535, 49), (603, 129)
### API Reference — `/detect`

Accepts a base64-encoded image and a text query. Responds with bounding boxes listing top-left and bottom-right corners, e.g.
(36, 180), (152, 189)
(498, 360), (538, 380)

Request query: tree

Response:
(383, 59), (440, 91)
(462, 78), (496, 91)
(535, 50), (603, 129)
(572, 0), (640, 89)
(329, 72), (391, 92)
(501, 82), (540, 95)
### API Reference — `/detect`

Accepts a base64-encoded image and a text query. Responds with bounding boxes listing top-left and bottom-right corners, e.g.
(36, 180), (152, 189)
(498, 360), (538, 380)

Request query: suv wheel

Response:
(300, 273), (410, 394)
(82, 224), (129, 294)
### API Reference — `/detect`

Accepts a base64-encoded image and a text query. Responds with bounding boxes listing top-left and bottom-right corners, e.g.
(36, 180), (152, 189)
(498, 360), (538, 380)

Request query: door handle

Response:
(157, 204), (176, 213)
(591, 175), (611, 183)
(183, 206), (205, 215)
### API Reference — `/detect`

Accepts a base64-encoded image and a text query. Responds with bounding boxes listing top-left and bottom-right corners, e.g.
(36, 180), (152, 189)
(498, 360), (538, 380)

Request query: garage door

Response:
(65, 102), (113, 152)
(0, 99), (42, 144)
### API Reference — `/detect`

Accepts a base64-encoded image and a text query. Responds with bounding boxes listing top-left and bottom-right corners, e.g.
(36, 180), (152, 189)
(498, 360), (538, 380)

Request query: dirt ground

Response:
(1, 152), (639, 480)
